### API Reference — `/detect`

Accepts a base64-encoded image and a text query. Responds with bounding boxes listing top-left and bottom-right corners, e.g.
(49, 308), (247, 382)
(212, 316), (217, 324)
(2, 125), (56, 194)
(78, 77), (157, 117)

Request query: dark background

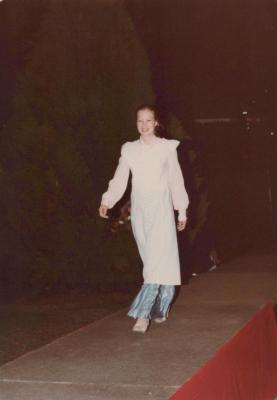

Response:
(127, 0), (277, 252)
(0, 0), (276, 294)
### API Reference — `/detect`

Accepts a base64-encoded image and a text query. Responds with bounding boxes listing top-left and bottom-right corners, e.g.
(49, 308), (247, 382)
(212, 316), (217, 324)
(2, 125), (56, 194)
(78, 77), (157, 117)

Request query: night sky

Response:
(127, 0), (277, 121)
(1, 0), (277, 122)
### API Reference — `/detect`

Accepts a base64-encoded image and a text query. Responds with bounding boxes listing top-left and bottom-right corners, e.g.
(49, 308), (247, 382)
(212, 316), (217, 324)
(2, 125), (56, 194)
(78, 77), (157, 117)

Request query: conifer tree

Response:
(0, 0), (154, 291)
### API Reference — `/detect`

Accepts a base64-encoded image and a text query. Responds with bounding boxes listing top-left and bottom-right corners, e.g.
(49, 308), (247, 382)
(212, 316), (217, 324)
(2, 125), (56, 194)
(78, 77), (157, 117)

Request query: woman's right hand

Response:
(99, 204), (109, 219)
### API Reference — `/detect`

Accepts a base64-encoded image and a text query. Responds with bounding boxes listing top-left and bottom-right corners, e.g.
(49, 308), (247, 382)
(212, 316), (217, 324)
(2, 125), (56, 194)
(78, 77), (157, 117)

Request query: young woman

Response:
(99, 105), (189, 333)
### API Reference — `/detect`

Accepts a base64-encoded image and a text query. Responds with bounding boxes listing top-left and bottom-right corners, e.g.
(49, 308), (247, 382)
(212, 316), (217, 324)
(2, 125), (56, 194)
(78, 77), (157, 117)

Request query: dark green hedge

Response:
(0, 0), (153, 293)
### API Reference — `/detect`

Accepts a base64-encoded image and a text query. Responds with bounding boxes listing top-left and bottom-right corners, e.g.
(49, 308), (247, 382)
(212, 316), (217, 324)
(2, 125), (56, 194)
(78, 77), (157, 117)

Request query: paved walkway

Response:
(0, 253), (276, 400)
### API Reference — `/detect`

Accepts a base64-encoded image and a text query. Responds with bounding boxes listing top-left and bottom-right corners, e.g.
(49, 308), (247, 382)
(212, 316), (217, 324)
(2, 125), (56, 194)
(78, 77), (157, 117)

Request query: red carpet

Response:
(170, 303), (277, 400)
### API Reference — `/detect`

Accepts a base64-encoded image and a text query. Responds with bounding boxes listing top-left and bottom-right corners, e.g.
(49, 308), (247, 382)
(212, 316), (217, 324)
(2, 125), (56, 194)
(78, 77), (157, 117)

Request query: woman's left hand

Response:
(177, 220), (187, 231)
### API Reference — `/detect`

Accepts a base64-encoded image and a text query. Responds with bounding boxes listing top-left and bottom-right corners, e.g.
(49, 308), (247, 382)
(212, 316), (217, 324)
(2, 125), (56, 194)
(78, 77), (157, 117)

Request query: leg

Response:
(128, 283), (160, 319)
(128, 284), (160, 333)
(151, 285), (175, 321)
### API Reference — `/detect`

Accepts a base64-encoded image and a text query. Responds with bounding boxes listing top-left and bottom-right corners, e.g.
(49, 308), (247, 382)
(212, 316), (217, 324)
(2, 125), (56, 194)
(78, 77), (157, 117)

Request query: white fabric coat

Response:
(101, 137), (189, 285)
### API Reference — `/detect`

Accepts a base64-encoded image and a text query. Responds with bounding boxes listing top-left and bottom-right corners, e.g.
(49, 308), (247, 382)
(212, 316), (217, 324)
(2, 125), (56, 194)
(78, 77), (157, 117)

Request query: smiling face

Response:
(136, 108), (158, 138)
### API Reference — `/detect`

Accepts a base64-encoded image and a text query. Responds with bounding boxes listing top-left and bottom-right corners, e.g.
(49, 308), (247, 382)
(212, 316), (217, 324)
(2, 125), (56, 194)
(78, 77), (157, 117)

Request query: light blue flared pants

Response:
(127, 284), (175, 320)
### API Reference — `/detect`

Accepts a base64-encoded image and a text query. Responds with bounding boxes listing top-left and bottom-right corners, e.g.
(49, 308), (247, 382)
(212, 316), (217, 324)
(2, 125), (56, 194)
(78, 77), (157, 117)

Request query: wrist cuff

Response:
(178, 210), (186, 222)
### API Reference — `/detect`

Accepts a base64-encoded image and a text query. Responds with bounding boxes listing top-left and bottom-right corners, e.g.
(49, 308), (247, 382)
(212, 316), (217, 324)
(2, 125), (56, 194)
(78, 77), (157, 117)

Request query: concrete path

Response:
(0, 253), (276, 400)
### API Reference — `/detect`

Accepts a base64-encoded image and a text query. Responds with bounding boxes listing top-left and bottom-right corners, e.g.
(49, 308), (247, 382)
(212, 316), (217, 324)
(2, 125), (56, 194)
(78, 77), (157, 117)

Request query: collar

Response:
(139, 135), (159, 146)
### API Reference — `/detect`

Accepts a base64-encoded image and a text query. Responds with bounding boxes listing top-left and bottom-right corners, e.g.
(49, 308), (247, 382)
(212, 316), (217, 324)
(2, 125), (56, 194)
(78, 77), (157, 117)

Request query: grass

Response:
(0, 288), (137, 366)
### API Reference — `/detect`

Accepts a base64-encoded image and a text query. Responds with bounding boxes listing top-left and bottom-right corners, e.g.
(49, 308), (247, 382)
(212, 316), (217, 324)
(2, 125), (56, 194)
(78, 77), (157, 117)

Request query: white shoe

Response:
(153, 317), (167, 324)
(132, 318), (149, 333)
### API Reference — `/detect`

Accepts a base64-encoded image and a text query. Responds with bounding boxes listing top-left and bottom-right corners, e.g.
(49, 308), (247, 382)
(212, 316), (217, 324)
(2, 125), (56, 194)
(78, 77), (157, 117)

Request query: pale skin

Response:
(99, 108), (187, 231)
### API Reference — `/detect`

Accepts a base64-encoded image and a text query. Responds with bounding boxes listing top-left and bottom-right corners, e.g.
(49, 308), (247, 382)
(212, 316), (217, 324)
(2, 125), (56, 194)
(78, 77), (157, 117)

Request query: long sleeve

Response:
(101, 143), (130, 209)
(168, 141), (189, 221)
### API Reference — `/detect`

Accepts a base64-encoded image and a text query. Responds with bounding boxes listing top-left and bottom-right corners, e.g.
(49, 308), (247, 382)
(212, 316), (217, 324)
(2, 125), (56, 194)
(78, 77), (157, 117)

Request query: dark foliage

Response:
(0, 0), (154, 293)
